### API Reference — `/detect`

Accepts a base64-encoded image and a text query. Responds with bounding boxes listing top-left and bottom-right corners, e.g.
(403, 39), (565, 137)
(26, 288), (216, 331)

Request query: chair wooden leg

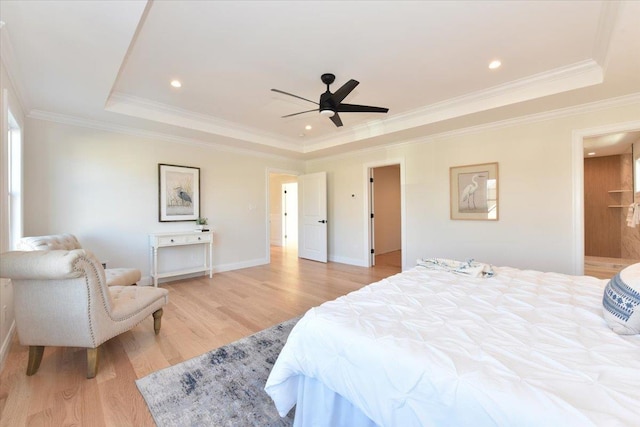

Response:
(153, 308), (163, 335)
(26, 346), (45, 376)
(86, 347), (99, 379)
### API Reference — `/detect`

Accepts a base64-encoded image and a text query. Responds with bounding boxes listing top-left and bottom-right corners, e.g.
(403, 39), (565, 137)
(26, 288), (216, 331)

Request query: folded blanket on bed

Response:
(417, 257), (495, 278)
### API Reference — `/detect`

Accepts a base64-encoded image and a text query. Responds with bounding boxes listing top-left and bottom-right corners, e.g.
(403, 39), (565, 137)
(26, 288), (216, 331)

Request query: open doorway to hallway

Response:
(282, 182), (298, 250)
(269, 172), (298, 259)
(369, 164), (402, 269)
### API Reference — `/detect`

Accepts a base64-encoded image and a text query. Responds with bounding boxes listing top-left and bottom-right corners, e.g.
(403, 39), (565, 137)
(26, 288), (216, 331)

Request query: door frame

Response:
(282, 181), (298, 247)
(266, 168), (300, 264)
(571, 119), (640, 274)
(363, 158), (406, 269)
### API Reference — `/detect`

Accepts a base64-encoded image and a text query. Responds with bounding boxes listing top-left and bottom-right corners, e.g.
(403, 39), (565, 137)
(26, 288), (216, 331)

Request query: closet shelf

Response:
(608, 205), (629, 208)
(608, 189), (633, 193)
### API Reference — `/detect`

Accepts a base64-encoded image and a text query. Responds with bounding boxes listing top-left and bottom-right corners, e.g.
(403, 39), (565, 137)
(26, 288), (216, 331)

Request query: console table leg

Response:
(153, 247), (158, 287)
(209, 241), (213, 278)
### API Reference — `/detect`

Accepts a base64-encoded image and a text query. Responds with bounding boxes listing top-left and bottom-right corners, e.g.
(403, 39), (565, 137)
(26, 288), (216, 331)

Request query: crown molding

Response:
(307, 92), (640, 164)
(304, 59), (605, 153)
(430, 92), (640, 141)
(27, 110), (299, 161)
(105, 92), (303, 153)
(0, 26), (30, 115)
(592, 0), (622, 73)
(28, 92), (640, 164)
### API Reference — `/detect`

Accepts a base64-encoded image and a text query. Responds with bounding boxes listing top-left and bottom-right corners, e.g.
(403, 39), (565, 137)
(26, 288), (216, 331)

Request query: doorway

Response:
(282, 182), (298, 249)
(582, 131), (640, 278)
(268, 172), (298, 259)
(368, 163), (403, 268)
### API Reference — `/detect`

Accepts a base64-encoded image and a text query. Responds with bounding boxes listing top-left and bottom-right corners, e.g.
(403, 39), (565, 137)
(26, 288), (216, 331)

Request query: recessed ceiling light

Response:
(489, 60), (502, 70)
(305, 125), (312, 130)
(588, 152), (596, 156)
(170, 80), (182, 88)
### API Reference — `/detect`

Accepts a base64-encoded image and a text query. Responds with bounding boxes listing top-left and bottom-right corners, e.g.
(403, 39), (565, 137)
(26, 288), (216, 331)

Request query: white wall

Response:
(23, 118), (304, 281)
(0, 59), (24, 370)
(306, 100), (640, 275)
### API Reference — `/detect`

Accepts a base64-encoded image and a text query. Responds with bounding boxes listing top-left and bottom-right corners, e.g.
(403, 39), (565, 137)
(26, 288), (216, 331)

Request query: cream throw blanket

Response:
(417, 257), (495, 278)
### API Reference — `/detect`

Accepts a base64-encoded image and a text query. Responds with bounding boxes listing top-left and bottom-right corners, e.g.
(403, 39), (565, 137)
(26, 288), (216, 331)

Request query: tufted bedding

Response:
(265, 265), (640, 427)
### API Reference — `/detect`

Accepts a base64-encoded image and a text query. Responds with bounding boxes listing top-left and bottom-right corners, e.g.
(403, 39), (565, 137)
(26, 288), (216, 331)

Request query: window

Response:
(7, 109), (21, 249)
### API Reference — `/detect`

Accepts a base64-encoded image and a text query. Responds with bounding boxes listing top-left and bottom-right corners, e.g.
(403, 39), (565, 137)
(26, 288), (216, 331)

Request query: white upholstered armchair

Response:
(0, 249), (168, 378)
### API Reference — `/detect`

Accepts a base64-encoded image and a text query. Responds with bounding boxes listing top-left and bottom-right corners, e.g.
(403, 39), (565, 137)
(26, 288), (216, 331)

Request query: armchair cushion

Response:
(106, 268), (142, 287)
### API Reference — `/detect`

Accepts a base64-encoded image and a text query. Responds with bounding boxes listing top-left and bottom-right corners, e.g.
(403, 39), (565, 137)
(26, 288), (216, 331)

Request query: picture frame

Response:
(450, 162), (498, 221)
(158, 163), (200, 222)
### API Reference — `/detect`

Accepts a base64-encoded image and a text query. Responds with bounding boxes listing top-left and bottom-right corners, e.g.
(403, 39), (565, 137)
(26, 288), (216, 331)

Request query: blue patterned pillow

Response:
(602, 263), (640, 335)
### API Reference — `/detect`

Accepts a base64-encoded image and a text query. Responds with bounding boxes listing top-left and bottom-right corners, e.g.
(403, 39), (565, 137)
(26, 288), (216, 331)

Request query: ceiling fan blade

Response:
(271, 89), (318, 105)
(330, 113), (343, 127)
(336, 103), (389, 114)
(282, 108), (319, 118)
(330, 79), (359, 104)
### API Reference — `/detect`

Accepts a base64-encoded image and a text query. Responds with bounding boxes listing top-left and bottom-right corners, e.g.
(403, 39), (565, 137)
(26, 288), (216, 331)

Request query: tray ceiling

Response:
(1, 1), (639, 159)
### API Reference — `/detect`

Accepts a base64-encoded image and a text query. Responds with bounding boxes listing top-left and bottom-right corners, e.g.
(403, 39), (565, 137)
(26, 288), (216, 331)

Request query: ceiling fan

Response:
(271, 73), (389, 127)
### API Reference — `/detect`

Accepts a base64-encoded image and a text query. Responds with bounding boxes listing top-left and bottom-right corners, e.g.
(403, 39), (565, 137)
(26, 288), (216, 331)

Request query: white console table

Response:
(149, 231), (213, 287)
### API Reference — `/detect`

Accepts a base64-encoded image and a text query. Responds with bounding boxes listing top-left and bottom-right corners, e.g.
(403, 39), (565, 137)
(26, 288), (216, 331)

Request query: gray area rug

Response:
(136, 317), (299, 426)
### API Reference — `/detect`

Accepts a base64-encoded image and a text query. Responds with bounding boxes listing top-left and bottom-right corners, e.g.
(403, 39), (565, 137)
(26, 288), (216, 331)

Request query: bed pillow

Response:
(602, 263), (640, 334)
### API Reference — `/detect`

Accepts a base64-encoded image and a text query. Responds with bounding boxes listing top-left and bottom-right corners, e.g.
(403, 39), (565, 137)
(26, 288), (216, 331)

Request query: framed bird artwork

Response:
(450, 162), (498, 220)
(158, 163), (200, 222)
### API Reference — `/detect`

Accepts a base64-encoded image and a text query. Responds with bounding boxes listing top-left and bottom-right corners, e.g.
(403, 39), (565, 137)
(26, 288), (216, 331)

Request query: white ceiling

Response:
(584, 131), (640, 157)
(1, 0), (639, 159)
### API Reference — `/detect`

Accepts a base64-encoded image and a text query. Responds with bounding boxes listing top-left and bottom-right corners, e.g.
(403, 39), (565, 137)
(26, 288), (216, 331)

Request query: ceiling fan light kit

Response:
(272, 73), (389, 127)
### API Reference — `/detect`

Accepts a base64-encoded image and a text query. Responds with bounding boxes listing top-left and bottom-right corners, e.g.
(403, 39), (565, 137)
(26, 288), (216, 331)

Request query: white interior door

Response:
(298, 172), (327, 262)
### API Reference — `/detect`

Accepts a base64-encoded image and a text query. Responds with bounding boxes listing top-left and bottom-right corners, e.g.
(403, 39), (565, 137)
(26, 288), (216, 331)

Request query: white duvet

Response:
(265, 266), (640, 427)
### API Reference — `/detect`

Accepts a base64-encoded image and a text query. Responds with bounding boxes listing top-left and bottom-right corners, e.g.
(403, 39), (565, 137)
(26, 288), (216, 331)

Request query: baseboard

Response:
(142, 272), (213, 286)
(376, 248), (401, 256)
(0, 320), (16, 374)
(140, 258), (271, 286)
(215, 258), (269, 273)
(141, 255), (370, 284)
(138, 276), (152, 286)
(328, 255), (368, 267)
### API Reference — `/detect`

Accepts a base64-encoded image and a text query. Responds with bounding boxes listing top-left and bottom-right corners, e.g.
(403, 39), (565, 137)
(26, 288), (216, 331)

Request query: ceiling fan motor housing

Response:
(319, 91), (337, 116)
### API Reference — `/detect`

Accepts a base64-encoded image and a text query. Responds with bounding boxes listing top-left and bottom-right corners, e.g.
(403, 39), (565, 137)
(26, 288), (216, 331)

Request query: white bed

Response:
(265, 264), (640, 427)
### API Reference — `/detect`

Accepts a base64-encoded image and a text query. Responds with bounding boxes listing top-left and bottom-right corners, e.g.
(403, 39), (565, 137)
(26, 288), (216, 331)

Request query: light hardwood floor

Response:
(0, 247), (400, 427)
(584, 255), (638, 279)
